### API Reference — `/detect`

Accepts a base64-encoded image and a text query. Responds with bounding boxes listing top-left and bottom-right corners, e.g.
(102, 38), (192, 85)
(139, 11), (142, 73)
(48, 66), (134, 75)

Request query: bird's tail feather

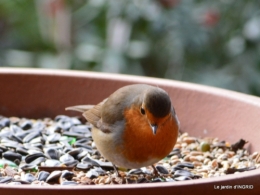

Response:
(65, 105), (94, 113)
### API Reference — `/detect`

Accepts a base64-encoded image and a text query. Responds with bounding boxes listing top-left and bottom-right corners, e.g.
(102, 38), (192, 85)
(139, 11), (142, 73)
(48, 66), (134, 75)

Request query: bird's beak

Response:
(151, 124), (158, 135)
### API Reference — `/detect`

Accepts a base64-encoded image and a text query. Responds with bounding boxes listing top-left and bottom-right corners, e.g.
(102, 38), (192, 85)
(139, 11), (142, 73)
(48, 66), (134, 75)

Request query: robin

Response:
(66, 84), (179, 175)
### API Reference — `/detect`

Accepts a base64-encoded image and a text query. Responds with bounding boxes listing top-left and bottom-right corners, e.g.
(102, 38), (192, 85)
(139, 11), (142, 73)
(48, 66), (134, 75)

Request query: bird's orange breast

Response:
(119, 106), (179, 164)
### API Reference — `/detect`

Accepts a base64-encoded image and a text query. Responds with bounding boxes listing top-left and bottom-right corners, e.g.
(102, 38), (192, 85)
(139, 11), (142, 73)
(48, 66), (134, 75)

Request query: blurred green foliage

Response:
(0, 0), (260, 96)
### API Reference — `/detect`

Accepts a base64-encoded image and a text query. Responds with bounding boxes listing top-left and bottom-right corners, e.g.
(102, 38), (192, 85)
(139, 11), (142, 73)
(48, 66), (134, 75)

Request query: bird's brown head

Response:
(140, 87), (172, 134)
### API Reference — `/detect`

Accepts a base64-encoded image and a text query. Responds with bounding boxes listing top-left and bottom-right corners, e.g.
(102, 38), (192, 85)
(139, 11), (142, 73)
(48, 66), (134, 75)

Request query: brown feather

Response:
(83, 103), (102, 127)
(65, 105), (94, 113)
(66, 99), (107, 127)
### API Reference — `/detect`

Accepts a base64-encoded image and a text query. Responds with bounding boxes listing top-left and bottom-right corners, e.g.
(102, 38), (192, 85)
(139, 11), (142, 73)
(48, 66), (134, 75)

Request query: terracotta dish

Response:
(0, 68), (259, 195)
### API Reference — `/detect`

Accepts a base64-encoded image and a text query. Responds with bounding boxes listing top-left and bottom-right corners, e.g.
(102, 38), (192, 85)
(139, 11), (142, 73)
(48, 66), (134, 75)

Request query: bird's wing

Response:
(66, 99), (107, 127)
(82, 102), (103, 127)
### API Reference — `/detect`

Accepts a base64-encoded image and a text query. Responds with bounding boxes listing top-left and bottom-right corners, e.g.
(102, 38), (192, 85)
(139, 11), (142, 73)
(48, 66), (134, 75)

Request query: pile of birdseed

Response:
(0, 115), (259, 185)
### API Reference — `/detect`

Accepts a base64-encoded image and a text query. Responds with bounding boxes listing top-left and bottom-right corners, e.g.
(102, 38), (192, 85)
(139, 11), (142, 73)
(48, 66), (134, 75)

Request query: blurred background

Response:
(0, 0), (260, 96)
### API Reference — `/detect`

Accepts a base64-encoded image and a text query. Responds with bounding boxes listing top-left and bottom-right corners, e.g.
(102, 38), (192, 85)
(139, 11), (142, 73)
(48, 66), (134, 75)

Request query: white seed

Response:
(193, 161), (203, 167)
(214, 172), (221, 177)
(203, 158), (211, 165)
(210, 159), (218, 169)
(180, 132), (189, 139)
(181, 142), (188, 148)
(174, 144), (182, 149)
(189, 156), (197, 162)
(170, 155), (179, 160)
(170, 159), (181, 165)
(221, 161), (230, 169)
(196, 168), (209, 173)
(183, 155), (190, 161)
(251, 151), (259, 159)
(217, 148), (224, 154)
(196, 156), (205, 162)
(183, 137), (197, 144)
(190, 151), (203, 156)
(217, 154), (228, 161)
(227, 151), (235, 158)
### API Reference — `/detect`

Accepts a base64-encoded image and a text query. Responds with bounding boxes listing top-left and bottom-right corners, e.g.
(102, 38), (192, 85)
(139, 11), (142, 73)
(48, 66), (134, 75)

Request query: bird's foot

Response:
(113, 164), (121, 177)
(151, 165), (160, 177)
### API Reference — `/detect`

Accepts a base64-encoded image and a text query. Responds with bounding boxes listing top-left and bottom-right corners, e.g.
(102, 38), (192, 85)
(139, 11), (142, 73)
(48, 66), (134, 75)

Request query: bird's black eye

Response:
(140, 107), (145, 115)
